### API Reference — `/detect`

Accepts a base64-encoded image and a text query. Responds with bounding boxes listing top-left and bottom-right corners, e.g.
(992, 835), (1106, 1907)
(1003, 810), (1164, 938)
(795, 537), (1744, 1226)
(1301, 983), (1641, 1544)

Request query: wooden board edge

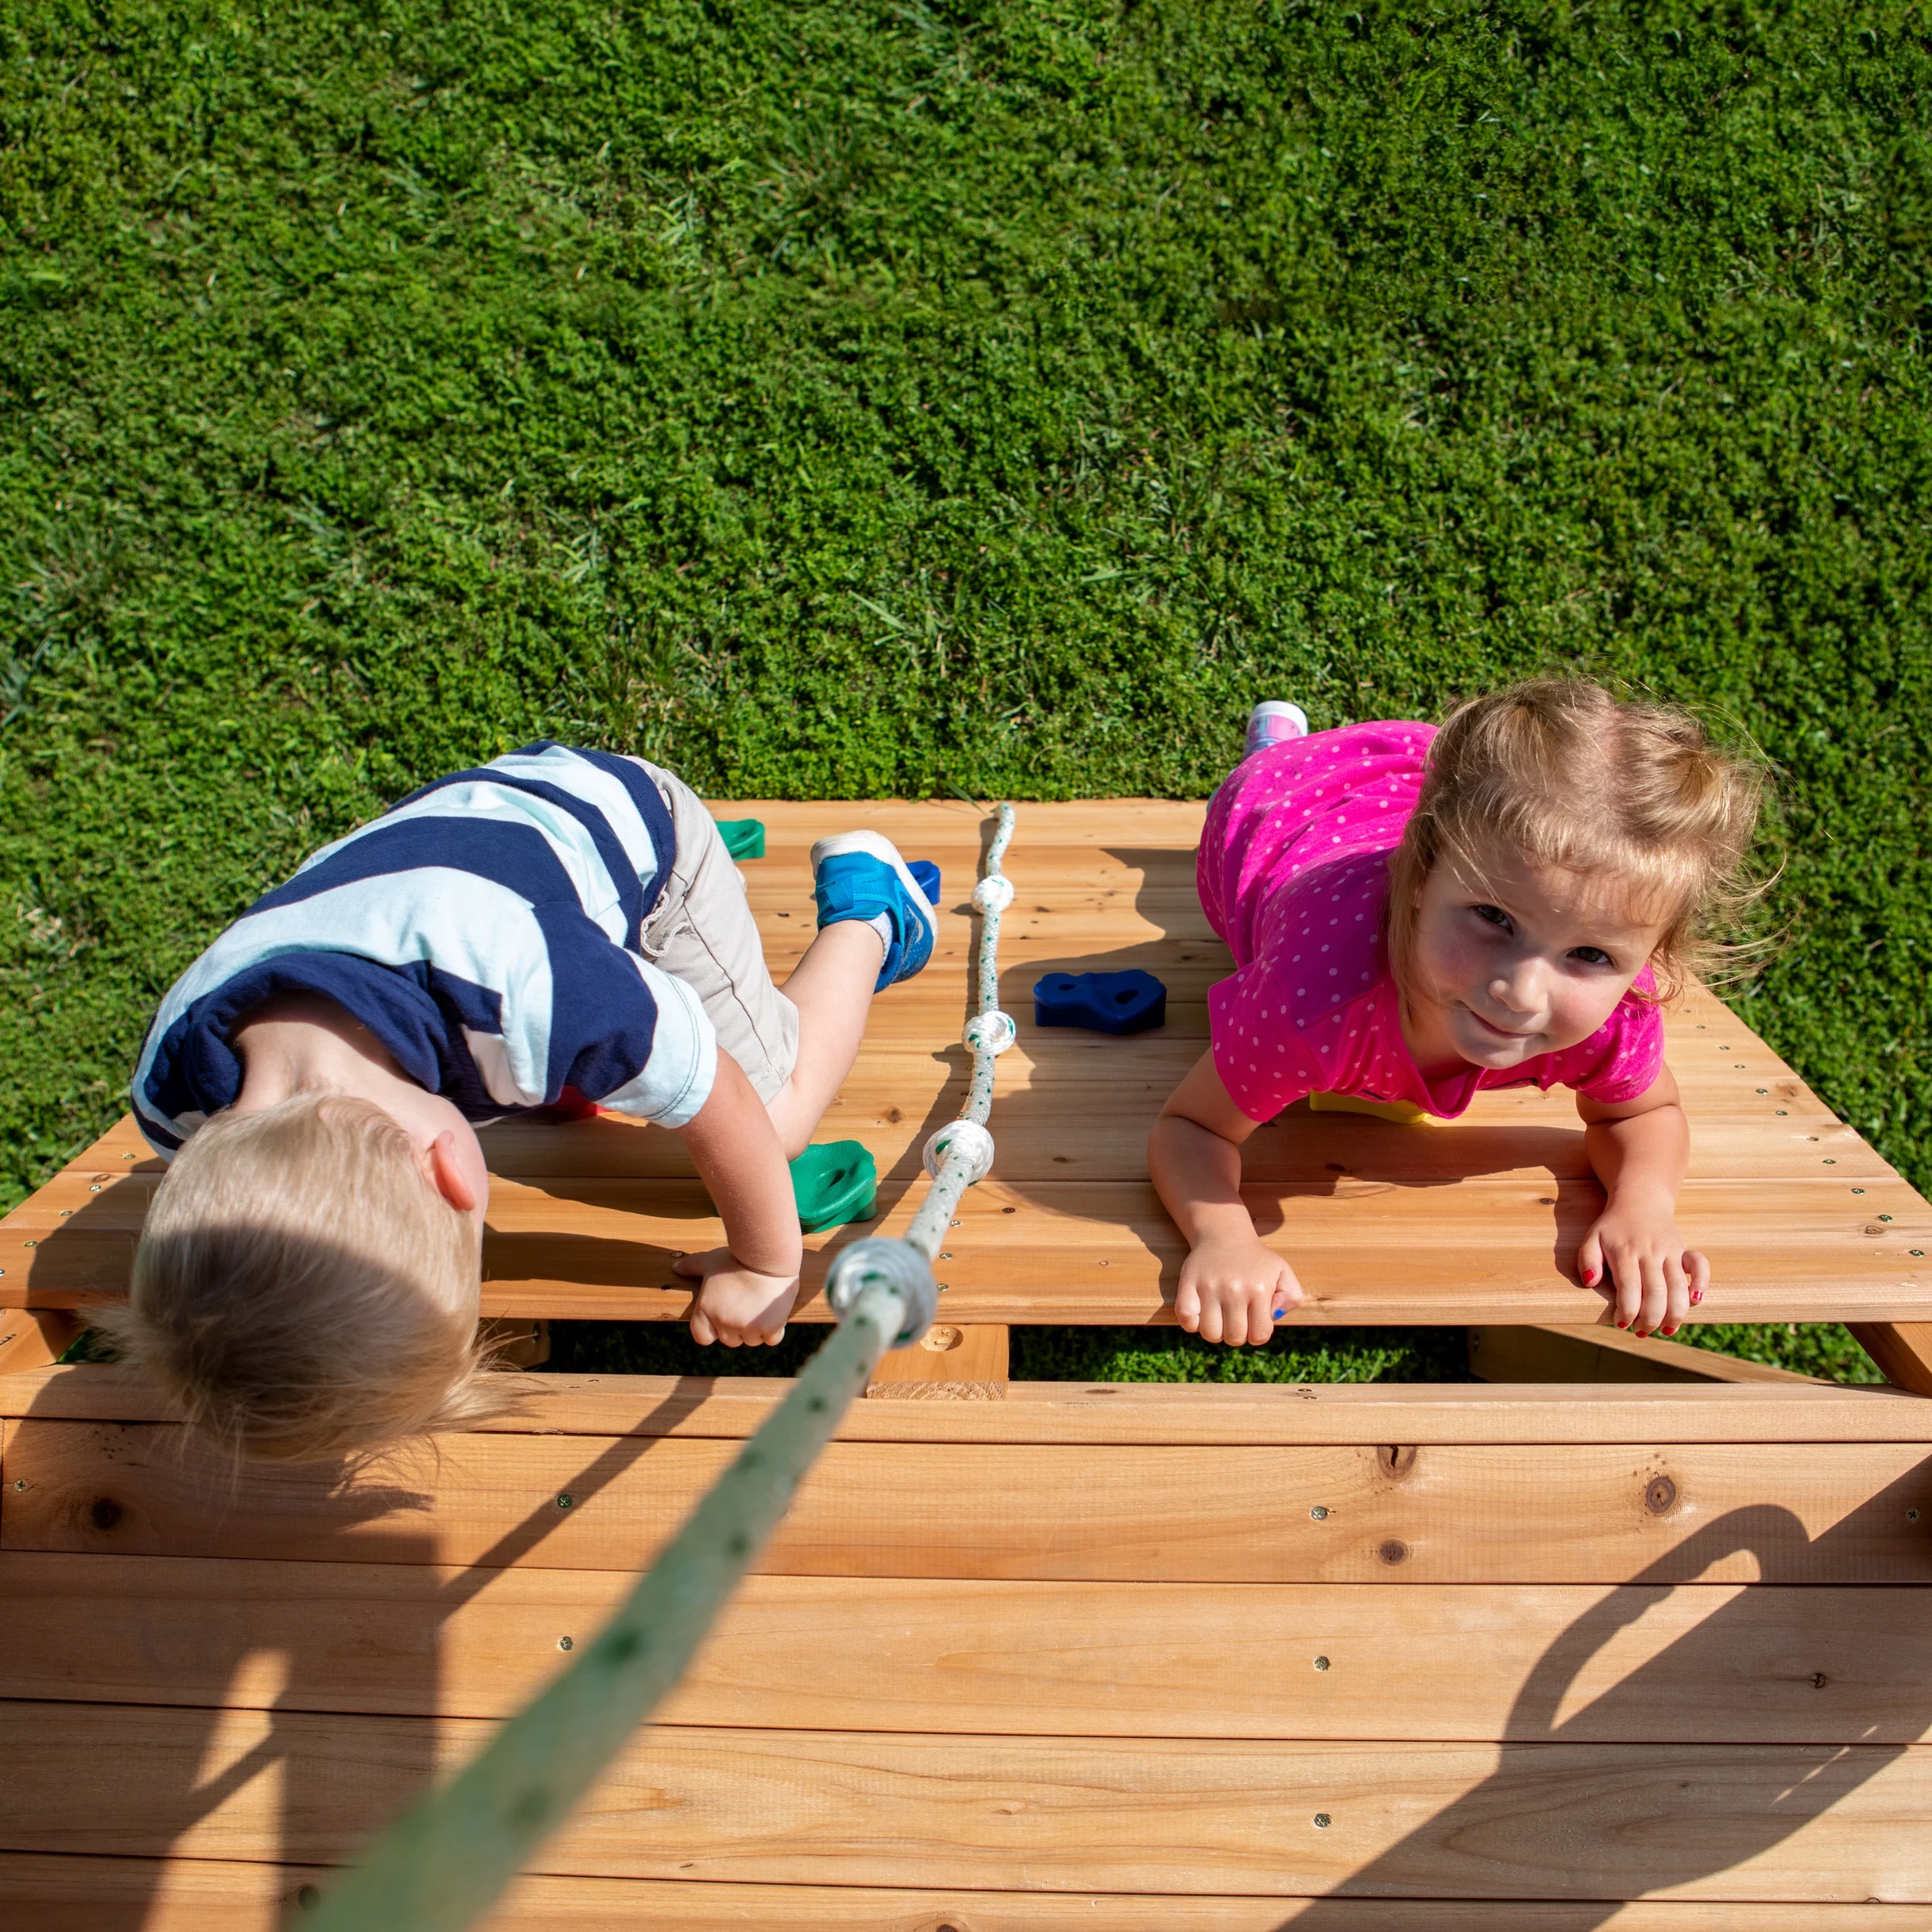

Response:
(5, 1363), (1930, 1443)
(1471, 1325), (1824, 1386)
(1852, 1324), (1932, 1400)
(2, 1853), (1930, 1930)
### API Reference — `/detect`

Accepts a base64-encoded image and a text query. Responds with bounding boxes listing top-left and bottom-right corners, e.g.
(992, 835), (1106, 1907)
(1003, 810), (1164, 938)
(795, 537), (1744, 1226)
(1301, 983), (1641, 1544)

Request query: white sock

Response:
(865, 911), (893, 957)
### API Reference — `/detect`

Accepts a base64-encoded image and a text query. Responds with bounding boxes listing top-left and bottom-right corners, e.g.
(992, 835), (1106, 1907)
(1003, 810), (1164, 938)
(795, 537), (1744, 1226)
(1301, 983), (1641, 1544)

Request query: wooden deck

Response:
(4, 800), (1932, 1926)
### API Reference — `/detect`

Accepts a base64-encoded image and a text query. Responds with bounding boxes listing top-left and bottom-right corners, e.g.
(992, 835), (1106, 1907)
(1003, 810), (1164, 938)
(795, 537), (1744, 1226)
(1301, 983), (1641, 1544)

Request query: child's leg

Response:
(627, 763), (928, 1160)
(764, 920), (883, 1156)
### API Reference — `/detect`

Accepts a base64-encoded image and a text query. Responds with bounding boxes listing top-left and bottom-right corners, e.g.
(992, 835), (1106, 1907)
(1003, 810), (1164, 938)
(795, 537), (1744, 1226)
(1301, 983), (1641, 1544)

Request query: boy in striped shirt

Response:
(119, 745), (937, 1460)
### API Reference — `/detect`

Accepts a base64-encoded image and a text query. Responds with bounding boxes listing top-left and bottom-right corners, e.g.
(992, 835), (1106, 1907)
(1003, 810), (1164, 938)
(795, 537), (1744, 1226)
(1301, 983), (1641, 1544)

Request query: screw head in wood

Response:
(1910, 1509), (1921, 1523)
(556, 1494), (574, 1509)
(1309, 1505), (1328, 1520)
(559, 1636), (574, 1651)
(1313, 1812), (1332, 1828)
(1314, 1655), (1330, 1671)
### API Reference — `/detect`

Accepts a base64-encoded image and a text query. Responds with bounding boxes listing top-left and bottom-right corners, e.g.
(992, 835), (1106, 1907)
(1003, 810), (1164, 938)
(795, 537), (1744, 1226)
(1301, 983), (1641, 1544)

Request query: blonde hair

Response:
(1386, 679), (1767, 1002)
(102, 1091), (510, 1462)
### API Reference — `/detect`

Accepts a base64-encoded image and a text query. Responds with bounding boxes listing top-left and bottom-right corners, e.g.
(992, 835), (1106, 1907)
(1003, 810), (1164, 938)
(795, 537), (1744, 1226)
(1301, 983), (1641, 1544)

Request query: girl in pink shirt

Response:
(1150, 680), (1764, 1345)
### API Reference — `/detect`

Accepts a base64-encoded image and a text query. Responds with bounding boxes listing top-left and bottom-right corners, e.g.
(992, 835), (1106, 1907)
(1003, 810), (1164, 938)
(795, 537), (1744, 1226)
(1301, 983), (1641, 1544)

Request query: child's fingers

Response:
(1272, 1263), (1304, 1318)
(1175, 1276), (1203, 1335)
(1686, 1248), (1712, 1306)
(1577, 1227), (1605, 1294)
(1608, 1251), (1639, 1327)
(1658, 1253), (1690, 1338)
(689, 1308), (717, 1346)
(1244, 1291), (1276, 1346)
(1633, 1254), (1672, 1337)
(672, 1250), (709, 1281)
(1196, 1290), (1228, 1345)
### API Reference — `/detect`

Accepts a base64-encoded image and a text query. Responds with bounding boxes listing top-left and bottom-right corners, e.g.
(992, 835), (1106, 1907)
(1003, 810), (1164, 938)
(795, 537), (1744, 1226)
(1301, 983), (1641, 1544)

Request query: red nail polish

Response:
(1690, 1289), (1704, 1304)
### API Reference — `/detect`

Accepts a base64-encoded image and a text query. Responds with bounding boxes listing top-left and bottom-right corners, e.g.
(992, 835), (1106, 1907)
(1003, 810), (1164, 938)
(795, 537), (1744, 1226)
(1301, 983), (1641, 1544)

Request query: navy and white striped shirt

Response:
(134, 743), (716, 1156)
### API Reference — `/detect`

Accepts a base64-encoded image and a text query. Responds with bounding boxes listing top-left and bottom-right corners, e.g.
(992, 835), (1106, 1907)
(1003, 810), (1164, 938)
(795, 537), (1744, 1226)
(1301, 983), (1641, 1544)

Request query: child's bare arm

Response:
(675, 1049), (804, 1346)
(1149, 1050), (1301, 1345)
(1575, 1065), (1704, 1338)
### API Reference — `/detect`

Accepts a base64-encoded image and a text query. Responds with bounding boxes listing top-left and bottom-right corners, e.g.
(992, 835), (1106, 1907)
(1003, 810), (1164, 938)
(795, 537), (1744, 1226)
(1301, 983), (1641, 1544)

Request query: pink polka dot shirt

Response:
(1197, 722), (1665, 1124)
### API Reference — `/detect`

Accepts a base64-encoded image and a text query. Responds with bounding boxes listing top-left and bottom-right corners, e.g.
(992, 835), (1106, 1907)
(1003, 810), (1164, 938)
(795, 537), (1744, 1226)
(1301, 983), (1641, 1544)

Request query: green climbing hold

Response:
(715, 818), (765, 860)
(789, 1140), (877, 1232)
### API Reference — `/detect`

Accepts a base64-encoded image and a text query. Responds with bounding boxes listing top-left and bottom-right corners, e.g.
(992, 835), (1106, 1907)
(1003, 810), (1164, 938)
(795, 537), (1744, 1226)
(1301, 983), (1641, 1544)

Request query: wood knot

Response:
(1645, 1475), (1678, 1516)
(88, 1497), (123, 1532)
(1377, 1444), (1417, 1481)
(1377, 1539), (1408, 1566)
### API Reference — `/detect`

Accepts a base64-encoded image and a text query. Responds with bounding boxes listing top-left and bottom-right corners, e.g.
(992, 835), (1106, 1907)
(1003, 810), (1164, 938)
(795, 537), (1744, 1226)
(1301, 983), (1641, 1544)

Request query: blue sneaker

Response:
(810, 832), (940, 990)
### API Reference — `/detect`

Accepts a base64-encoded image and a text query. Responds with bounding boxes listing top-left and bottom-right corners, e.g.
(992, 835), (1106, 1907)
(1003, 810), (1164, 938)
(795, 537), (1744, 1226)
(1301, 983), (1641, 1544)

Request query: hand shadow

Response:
(1265, 1471), (1932, 1923)
(9, 1290), (706, 1925)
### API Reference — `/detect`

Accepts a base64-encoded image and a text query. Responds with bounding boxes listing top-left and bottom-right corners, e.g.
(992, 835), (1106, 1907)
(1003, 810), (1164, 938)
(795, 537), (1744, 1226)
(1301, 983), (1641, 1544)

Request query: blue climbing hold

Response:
(789, 1141), (879, 1232)
(1032, 968), (1167, 1036)
(908, 859), (942, 906)
(715, 818), (765, 861)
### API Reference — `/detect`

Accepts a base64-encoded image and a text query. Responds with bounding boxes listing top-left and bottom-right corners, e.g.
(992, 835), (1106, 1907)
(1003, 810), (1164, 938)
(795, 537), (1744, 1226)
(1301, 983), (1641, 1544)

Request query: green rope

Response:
(303, 1272), (917, 1932)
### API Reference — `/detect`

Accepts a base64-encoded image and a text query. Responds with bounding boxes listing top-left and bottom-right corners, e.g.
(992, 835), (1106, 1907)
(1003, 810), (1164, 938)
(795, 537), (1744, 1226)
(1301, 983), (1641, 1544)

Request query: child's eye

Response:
(1570, 945), (1616, 968)
(1471, 903), (1512, 930)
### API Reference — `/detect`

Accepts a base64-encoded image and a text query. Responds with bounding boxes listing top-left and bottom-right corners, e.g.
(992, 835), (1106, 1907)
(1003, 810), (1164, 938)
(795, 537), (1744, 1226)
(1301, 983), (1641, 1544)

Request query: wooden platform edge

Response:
(1853, 1323), (1932, 1399)
(5, 1363), (1930, 1443)
(1471, 1324), (1824, 1386)
(8, 1854), (1930, 1930)
(866, 1321), (1009, 1399)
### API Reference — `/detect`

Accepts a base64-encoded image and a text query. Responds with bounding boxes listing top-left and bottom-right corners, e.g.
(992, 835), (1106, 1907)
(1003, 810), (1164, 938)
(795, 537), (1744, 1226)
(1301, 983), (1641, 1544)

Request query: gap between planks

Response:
(8, 1363), (1931, 1440)
(6, 1856), (1928, 1930)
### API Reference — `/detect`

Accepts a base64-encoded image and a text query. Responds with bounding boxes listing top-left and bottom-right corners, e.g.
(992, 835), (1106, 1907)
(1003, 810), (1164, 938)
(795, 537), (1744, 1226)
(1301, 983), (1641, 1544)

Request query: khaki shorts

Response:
(625, 758), (800, 1104)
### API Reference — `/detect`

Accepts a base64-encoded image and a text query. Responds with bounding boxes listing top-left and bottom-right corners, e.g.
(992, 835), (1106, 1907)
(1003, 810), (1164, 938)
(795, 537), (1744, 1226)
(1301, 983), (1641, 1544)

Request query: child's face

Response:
(1405, 841), (1668, 1071)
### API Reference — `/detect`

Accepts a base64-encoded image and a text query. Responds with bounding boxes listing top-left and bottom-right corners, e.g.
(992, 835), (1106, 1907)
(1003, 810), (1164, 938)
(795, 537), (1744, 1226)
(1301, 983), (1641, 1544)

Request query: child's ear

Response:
(427, 1129), (480, 1214)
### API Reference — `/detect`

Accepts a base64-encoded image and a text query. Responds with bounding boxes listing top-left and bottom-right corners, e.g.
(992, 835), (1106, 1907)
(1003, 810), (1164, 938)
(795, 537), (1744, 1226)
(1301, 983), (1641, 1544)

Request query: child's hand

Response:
(1174, 1236), (1302, 1346)
(1577, 1207), (1709, 1338)
(674, 1250), (800, 1347)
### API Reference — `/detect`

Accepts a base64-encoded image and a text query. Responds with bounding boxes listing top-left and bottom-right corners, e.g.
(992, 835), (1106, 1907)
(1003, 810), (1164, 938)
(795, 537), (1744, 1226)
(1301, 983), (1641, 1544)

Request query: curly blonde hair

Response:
(102, 1091), (512, 1462)
(1386, 679), (1767, 1002)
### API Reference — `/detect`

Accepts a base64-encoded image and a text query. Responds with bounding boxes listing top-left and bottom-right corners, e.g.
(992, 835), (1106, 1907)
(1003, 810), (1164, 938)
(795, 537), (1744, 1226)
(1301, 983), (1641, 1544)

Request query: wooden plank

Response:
(13, 1170), (1924, 1327)
(16, 1855), (1930, 1930)
(1471, 1325), (1823, 1386)
(1855, 1324), (1932, 1399)
(4, 1702), (1930, 1900)
(9, 1362), (1932, 1444)
(6, 1554), (1930, 1746)
(9, 1420), (1930, 1582)
(18, 1080), (1886, 1207)
(0, 1310), (81, 1375)
(866, 1321), (1009, 1399)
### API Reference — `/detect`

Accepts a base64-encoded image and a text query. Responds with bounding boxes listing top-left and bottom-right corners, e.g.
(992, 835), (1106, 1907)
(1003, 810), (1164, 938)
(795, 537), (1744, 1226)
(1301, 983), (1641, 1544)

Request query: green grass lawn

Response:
(3, 2), (1925, 1385)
